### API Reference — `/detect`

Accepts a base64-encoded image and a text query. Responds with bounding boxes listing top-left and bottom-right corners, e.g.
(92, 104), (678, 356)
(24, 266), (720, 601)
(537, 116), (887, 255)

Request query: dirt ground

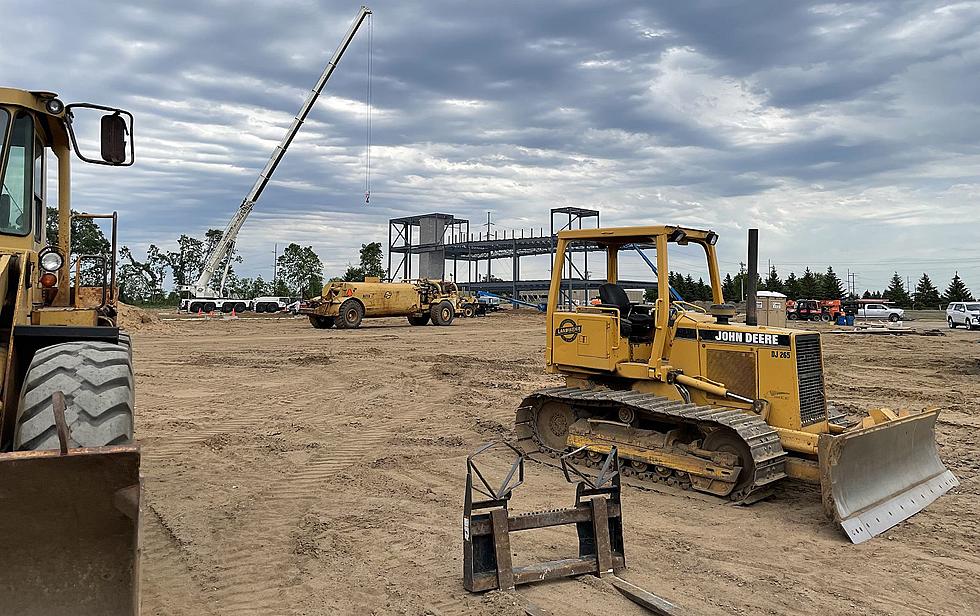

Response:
(133, 311), (979, 616)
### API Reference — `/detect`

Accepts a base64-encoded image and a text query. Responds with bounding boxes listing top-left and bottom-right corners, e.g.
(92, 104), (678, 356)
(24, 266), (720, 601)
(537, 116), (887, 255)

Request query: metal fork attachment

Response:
(462, 442), (625, 592)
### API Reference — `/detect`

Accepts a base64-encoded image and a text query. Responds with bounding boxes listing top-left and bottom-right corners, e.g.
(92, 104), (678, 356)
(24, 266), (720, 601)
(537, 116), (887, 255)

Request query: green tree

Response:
(799, 268), (820, 299)
(821, 266), (845, 300)
(341, 265), (365, 282)
(358, 242), (385, 279)
(913, 273), (941, 309)
(162, 234), (205, 288)
(721, 272), (737, 301)
(117, 244), (168, 303)
(943, 272), (974, 303)
(883, 272), (911, 307)
(762, 266), (783, 294)
(341, 242), (386, 282)
(784, 272), (802, 300)
(276, 243), (323, 298)
(695, 277), (712, 301)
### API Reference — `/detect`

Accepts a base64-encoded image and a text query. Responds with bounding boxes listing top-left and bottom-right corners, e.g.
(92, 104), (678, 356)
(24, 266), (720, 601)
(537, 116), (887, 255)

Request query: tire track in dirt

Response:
(206, 396), (440, 615)
(141, 506), (217, 616)
(208, 427), (390, 614)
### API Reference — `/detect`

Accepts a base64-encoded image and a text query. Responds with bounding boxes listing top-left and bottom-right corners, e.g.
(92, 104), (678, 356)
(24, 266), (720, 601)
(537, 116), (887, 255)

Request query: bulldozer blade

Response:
(0, 445), (141, 615)
(818, 409), (957, 544)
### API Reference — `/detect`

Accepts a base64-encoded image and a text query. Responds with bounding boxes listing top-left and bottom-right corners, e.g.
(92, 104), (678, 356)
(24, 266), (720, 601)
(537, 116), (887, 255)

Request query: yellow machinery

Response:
(516, 225), (957, 543)
(302, 277), (459, 329)
(0, 88), (139, 613)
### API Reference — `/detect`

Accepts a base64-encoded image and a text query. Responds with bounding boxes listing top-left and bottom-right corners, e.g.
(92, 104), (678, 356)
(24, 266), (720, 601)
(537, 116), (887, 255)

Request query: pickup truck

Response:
(946, 301), (980, 330)
(857, 303), (904, 322)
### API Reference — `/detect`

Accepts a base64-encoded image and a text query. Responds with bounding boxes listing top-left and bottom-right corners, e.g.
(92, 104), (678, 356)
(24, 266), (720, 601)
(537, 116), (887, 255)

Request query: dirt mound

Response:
(117, 302), (166, 331)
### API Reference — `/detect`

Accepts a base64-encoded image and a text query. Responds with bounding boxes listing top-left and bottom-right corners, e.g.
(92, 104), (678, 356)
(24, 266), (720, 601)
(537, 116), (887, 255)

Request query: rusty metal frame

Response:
(72, 211), (118, 306)
(463, 443), (625, 592)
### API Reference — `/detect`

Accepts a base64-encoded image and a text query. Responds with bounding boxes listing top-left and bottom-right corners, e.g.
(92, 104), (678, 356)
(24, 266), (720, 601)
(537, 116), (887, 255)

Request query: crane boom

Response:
(184, 5), (372, 298)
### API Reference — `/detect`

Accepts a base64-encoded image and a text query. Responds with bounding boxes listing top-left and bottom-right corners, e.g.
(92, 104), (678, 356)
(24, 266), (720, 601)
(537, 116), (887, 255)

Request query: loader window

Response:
(0, 112), (34, 236)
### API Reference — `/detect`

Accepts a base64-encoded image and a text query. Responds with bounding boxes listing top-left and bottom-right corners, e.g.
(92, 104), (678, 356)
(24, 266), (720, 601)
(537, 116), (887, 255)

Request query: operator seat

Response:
(598, 283), (654, 340)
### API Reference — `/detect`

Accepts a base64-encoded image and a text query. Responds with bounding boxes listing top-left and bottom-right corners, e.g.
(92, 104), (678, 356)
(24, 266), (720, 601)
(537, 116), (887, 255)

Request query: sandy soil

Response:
(133, 311), (979, 616)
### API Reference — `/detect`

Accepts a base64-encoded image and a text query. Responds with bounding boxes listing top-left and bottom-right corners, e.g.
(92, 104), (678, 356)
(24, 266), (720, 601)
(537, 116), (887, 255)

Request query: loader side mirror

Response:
(101, 114), (128, 164)
(64, 102), (134, 166)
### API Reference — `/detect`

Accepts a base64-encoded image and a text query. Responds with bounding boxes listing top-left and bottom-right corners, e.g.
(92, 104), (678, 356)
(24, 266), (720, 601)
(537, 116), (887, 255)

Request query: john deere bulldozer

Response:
(0, 88), (139, 613)
(516, 225), (956, 543)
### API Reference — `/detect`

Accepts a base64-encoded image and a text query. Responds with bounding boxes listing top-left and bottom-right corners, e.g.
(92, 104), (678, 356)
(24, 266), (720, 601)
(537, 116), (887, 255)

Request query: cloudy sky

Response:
(3, 1), (979, 294)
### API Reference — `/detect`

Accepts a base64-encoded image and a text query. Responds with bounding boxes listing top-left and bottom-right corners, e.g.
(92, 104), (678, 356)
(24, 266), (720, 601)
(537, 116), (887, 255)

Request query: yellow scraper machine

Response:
(515, 225), (957, 543)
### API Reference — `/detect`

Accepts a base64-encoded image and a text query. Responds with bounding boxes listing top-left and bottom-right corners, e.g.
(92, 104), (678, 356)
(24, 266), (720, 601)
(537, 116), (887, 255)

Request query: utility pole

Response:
(272, 243), (278, 290)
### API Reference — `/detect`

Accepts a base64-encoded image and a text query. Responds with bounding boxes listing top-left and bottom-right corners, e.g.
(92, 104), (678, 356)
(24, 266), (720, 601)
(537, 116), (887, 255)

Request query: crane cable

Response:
(364, 12), (374, 204)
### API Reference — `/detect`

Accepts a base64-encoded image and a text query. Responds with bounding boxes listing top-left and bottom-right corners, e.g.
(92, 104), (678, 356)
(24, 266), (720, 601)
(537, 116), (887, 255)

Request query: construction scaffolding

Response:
(387, 208), (657, 306)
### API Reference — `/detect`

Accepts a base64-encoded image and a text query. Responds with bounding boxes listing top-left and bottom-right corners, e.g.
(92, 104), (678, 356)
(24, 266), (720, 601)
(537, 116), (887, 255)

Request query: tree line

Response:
(647, 265), (973, 309)
(50, 209), (326, 304)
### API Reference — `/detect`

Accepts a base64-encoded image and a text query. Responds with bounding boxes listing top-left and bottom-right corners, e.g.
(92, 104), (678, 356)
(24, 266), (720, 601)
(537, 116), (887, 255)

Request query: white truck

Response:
(946, 301), (980, 330)
(857, 302), (904, 322)
(179, 297), (251, 314)
(253, 296), (294, 313)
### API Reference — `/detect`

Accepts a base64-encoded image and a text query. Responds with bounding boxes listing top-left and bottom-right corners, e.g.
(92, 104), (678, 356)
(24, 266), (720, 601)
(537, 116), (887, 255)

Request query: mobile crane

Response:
(179, 6), (372, 313)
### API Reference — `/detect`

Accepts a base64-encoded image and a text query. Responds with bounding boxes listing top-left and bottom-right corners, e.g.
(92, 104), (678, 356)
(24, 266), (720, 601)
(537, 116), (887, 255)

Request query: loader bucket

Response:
(818, 409), (957, 544)
(0, 445), (141, 615)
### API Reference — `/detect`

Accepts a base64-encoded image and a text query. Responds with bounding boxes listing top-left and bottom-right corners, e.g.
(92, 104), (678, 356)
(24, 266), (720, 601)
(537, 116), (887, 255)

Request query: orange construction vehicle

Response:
(787, 298), (842, 322)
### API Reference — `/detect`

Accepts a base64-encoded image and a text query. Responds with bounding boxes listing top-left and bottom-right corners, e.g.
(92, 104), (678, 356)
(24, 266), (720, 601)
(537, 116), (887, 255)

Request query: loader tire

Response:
(117, 330), (133, 362)
(408, 314), (431, 326)
(14, 341), (135, 451)
(431, 301), (455, 326)
(337, 300), (364, 329)
(463, 304), (475, 318)
(309, 315), (335, 329)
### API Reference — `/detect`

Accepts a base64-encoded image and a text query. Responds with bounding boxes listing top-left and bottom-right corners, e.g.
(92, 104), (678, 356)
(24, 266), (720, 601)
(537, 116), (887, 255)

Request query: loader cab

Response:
(0, 89), (132, 317)
(546, 226), (723, 378)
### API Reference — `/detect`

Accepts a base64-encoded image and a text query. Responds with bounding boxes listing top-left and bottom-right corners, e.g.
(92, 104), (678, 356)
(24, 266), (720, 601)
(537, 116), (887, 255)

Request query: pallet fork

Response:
(462, 442), (681, 615)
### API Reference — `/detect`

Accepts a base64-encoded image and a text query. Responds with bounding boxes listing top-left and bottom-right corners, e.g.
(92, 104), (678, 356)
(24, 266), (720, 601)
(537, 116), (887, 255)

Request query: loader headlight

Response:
(39, 248), (64, 272)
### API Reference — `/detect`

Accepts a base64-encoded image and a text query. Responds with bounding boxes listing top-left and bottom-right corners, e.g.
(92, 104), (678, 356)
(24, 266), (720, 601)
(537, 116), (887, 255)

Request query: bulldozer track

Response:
(516, 386), (787, 502)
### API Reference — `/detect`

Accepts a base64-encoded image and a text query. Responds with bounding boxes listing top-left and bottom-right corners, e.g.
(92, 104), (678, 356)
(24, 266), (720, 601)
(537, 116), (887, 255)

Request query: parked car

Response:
(857, 302), (904, 322)
(946, 301), (980, 330)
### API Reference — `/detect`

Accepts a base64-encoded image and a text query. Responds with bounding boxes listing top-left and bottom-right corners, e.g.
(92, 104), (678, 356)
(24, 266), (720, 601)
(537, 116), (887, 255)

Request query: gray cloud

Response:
(2, 0), (979, 292)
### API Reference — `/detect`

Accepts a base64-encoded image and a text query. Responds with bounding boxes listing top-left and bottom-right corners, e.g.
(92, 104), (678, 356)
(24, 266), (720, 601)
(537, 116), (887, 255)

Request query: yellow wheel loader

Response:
(515, 225), (956, 543)
(0, 88), (140, 613)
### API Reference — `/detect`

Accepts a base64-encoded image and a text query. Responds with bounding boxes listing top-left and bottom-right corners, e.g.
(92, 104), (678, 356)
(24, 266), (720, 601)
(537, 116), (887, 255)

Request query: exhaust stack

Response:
(746, 228), (758, 326)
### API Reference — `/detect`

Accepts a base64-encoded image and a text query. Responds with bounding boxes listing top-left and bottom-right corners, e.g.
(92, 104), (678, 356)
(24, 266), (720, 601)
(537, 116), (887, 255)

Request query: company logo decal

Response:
(700, 329), (790, 347)
(555, 318), (583, 342)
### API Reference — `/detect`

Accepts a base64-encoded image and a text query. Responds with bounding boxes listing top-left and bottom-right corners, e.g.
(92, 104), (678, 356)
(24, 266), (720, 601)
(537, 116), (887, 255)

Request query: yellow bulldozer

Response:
(0, 88), (139, 613)
(516, 225), (956, 543)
